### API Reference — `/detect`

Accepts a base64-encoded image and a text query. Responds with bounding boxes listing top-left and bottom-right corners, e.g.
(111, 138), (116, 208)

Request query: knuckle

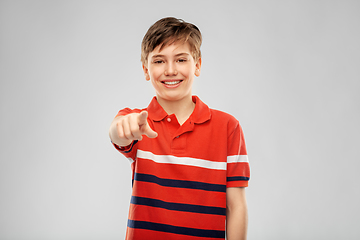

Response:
(124, 131), (133, 140)
(118, 130), (125, 139)
(130, 128), (139, 135)
(115, 124), (123, 137)
(131, 128), (141, 138)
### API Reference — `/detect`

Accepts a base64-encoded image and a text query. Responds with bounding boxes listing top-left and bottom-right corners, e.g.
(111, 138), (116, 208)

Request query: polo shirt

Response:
(114, 96), (250, 240)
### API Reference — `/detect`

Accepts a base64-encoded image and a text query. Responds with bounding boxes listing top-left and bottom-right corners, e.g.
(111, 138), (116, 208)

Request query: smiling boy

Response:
(109, 17), (250, 240)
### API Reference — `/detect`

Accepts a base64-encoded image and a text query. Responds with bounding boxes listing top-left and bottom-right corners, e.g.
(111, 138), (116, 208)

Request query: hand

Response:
(110, 111), (158, 147)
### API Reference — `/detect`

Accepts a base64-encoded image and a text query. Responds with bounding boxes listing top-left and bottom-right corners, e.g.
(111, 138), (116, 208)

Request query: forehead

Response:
(150, 41), (191, 56)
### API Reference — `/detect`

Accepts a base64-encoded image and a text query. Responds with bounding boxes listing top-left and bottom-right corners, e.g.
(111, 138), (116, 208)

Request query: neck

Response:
(156, 95), (195, 125)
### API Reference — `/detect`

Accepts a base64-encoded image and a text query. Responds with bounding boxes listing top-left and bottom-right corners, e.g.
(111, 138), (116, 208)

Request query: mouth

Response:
(161, 80), (183, 86)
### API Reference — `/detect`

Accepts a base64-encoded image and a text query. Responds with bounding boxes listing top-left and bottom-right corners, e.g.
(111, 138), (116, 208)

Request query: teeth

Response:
(163, 81), (180, 85)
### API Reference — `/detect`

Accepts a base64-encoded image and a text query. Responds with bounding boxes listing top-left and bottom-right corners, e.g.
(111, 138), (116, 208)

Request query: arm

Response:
(226, 187), (248, 240)
(109, 111), (157, 147)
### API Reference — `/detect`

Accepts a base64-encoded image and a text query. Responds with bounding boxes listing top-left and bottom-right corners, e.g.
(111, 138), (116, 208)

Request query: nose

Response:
(164, 62), (177, 76)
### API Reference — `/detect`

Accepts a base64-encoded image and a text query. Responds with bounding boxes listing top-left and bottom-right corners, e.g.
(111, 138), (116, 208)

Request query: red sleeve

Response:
(112, 140), (138, 162)
(116, 107), (142, 117)
(226, 122), (250, 188)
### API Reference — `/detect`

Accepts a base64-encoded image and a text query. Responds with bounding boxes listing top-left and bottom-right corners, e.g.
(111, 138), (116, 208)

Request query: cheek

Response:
(178, 65), (193, 76)
(149, 67), (163, 79)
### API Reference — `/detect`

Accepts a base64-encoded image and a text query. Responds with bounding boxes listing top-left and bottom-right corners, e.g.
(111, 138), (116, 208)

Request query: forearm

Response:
(226, 187), (248, 240)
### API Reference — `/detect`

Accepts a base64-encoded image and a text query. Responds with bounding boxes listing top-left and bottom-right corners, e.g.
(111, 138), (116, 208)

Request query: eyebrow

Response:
(151, 53), (190, 59)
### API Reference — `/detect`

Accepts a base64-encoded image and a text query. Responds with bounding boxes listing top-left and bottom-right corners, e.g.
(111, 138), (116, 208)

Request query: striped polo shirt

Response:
(114, 96), (250, 240)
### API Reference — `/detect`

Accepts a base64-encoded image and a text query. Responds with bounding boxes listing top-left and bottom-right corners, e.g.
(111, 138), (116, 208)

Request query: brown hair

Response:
(141, 17), (202, 65)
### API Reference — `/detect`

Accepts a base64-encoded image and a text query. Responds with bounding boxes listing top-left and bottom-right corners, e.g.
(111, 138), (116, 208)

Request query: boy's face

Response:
(143, 42), (201, 104)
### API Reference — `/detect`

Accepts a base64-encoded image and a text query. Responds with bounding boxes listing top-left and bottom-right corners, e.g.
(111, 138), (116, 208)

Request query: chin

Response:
(162, 93), (191, 102)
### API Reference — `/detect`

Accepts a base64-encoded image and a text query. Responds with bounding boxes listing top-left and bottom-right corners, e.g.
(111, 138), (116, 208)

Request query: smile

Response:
(161, 80), (183, 85)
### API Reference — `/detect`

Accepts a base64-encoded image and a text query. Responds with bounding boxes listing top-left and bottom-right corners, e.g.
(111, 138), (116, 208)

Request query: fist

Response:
(111, 111), (158, 147)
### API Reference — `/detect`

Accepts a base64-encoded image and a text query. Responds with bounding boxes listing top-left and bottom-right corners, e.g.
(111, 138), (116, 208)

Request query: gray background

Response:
(1, 0), (359, 239)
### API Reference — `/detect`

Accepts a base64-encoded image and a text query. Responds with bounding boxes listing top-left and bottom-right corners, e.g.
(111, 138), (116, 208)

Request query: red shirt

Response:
(114, 96), (250, 240)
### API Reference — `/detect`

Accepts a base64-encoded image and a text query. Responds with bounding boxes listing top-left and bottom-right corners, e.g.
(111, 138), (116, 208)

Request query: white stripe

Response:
(137, 150), (226, 170)
(227, 155), (249, 164)
(127, 157), (134, 164)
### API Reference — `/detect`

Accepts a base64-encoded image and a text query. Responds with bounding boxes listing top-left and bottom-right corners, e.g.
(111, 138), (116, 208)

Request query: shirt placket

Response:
(164, 115), (195, 154)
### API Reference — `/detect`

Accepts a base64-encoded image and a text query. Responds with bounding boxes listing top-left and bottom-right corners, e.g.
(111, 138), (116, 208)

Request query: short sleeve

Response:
(226, 122), (250, 188)
(116, 107), (142, 117)
(113, 140), (138, 162)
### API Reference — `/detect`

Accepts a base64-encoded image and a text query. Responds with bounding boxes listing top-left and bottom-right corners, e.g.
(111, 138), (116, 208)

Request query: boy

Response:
(109, 17), (250, 240)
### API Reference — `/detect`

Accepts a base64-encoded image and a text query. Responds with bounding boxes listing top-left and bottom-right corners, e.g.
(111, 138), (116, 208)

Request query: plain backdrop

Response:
(1, 0), (359, 239)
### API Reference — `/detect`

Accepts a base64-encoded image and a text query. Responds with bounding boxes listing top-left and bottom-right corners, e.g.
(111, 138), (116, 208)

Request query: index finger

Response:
(137, 111), (149, 127)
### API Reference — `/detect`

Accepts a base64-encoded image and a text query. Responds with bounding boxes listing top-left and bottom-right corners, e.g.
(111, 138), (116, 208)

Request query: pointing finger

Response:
(137, 111), (158, 139)
(137, 111), (148, 127)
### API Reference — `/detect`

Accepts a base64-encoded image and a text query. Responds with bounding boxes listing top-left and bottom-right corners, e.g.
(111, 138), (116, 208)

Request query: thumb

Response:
(138, 111), (158, 139)
(143, 125), (158, 139)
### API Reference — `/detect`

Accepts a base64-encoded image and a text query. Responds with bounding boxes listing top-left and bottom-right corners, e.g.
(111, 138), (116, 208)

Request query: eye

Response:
(153, 60), (164, 64)
(177, 58), (187, 63)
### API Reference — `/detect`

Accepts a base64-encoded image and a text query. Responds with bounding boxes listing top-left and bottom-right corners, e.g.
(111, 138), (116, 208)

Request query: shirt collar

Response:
(147, 96), (168, 121)
(190, 95), (211, 124)
(147, 96), (211, 124)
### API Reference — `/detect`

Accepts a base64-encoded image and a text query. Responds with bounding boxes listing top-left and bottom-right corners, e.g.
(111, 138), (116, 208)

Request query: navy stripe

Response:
(134, 173), (226, 192)
(124, 140), (138, 153)
(128, 219), (225, 238)
(227, 176), (250, 181)
(131, 196), (226, 216)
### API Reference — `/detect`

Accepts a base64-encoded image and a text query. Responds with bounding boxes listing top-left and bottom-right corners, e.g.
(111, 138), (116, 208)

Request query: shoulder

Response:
(193, 96), (239, 126)
(209, 108), (239, 125)
(207, 108), (242, 137)
(116, 107), (147, 117)
(116, 96), (160, 117)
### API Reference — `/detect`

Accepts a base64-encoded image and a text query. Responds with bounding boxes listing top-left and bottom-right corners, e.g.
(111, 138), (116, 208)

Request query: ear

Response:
(142, 64), (150, 81)
(195, 57), (202, 77)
